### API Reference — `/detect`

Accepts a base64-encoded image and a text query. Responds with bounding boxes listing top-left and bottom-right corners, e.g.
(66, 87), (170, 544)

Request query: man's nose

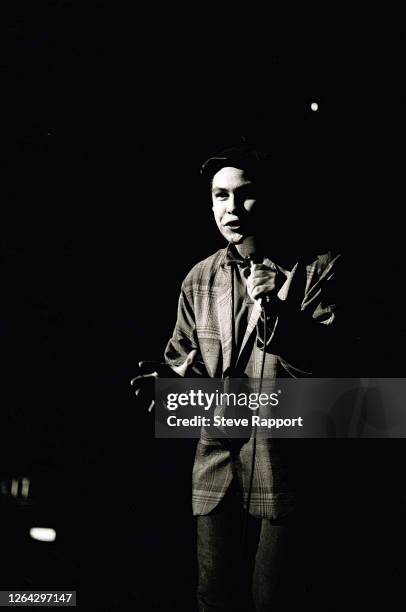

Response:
(225, 195), (237, 213)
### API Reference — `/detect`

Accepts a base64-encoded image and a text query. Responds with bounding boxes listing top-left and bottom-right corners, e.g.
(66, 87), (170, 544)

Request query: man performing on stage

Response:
(132, 144), (345, 611)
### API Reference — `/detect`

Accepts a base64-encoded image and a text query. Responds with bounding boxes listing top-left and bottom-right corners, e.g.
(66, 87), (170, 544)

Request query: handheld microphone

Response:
(237, 235), (263, 265)
(237, 236), (274, 306)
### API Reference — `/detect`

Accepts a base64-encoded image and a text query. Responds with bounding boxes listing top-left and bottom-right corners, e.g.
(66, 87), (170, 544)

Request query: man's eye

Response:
(214, 192), (228, 200)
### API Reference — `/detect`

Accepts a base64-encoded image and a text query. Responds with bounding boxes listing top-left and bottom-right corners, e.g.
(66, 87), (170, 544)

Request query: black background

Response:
(1, 3), (406, 610)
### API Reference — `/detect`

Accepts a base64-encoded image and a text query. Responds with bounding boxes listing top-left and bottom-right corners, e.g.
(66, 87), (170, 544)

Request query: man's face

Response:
(211, 166), (259, 244)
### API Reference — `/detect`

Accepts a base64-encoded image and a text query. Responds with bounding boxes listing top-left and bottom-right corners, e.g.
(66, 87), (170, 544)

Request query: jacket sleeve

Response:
(258, 253), (358, 376)
(164, 279), (209, 376)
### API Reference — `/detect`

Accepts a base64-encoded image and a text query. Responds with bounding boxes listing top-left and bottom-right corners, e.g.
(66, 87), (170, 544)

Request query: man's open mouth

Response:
(225, 221), (241, 229)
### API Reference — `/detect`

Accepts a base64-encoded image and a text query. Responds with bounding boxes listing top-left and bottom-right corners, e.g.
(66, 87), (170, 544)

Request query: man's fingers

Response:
(250, 267), (276, 275)
(251, 264), (275, 272)
(130, 372), (158, 402)
(138, 361), (161, 375)
(130, 371), (158, 386)
(132, 349), (198, 400)
(249, 271), (276, 282)
(248, 279), (276, 293)
(251, 285), (271, 300)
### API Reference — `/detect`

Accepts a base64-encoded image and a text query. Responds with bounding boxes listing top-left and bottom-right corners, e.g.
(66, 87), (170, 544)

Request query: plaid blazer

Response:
(165, 247), (342, 518)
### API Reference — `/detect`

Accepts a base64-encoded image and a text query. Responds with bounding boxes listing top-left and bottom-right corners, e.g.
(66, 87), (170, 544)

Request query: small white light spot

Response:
(310, 102), (319, 112)
(29, 527), (56, 542)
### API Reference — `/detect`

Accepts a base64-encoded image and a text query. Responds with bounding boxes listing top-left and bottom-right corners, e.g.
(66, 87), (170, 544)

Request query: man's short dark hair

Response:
(200, 144), (272, 185)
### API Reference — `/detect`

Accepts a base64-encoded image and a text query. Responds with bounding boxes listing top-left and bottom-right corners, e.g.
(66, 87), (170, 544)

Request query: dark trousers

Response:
(196, 481), (311, 612)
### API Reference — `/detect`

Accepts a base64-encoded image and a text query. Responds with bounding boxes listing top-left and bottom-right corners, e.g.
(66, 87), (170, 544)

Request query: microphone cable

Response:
(240, 299), (275, 560)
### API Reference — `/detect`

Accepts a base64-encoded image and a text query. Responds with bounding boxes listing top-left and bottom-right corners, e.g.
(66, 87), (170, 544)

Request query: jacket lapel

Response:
(236, 300), (262, 367)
